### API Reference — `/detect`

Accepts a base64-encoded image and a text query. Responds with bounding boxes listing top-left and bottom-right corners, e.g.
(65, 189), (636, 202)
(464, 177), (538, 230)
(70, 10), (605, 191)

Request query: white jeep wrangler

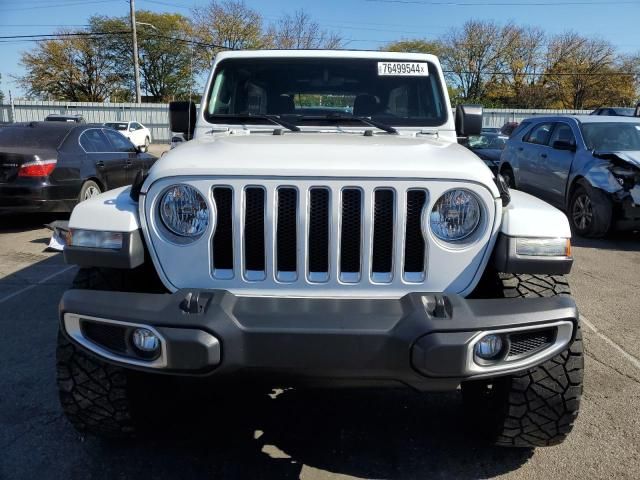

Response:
(57, 50), (583, 447)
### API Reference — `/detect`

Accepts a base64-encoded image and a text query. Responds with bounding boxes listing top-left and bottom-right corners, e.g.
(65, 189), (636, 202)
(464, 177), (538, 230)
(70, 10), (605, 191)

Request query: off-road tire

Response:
(569, 179), (612, 238)
(462, 273), (584, 447)
(56, 267), (138, 438)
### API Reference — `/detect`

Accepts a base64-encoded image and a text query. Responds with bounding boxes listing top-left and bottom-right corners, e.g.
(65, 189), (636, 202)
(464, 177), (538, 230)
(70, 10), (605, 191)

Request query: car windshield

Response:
(205, 57), (448, 127)
(105, 122), (128, 131)
(0, 125), (71, 149)
(468, 134), (507, 150)
(581, 122), (640, 151)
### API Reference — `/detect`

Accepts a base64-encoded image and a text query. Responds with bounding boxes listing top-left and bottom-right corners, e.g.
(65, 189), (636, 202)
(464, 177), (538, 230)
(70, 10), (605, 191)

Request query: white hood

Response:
(143, 133), (499, 197)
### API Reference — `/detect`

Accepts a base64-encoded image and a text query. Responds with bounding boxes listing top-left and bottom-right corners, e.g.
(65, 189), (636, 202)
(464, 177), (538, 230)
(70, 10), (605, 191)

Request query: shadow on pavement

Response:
(572, 230), (640, 252)
(79, 385), (533, 480)
(0, 212), (68, 234)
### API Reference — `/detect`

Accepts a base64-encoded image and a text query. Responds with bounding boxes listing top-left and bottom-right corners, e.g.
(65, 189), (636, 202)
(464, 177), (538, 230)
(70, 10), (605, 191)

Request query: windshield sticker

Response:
(378, 62), (429, 76)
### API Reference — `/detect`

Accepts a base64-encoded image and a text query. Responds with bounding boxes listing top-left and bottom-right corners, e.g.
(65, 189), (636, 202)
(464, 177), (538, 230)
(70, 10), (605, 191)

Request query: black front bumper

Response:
(59, 289), (579, 391)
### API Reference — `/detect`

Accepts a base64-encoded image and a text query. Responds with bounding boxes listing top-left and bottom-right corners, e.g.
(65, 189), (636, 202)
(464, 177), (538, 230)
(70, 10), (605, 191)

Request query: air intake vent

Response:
(507, 329), (555, 359)
(212, 187), (233, 273)
(372, 189), (394, 279)
(308, 188), (330, 279)
(244, 187), (266, 276)
(276, 187), (298, 278)
(340, 189), (362, 281)
(404, 190), (427, 280)
(80, 321), (128, 354)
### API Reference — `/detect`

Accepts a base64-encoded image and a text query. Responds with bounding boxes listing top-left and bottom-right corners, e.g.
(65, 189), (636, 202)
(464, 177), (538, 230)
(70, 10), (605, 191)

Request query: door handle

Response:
(125, 158), (133, 166)
(96, 160), (105, 168)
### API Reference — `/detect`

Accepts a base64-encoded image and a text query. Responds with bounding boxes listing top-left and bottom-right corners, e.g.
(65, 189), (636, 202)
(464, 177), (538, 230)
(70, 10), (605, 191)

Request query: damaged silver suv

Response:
(500, 116), (640, 237)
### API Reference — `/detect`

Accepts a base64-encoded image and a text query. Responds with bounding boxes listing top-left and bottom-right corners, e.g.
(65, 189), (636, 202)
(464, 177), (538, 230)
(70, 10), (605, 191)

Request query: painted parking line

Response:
(581, 315), (640, 371)
(0, 265), (76, 305)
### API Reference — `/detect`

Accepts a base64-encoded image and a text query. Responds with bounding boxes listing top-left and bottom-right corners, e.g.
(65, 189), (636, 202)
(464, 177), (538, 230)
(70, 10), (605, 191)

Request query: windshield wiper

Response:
(300, 113), (398, 134)
(212, 113), (300, 132)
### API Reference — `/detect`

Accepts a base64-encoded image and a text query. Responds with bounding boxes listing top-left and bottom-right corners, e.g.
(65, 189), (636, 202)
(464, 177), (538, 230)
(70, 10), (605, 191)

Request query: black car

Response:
(590, 107), (638, 117)
(466, 132), (509, 174)
(0, 122), (156, 213)
(45, 114), (86, 123)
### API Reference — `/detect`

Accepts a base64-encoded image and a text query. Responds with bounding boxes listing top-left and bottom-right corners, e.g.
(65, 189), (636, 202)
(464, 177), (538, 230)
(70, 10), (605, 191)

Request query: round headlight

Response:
(159, 184), (210, 237)
(429, 189), (481, 242)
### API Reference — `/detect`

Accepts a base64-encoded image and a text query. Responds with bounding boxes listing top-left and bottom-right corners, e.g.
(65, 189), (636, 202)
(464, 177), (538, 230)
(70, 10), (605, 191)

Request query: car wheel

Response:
(569, 180), (612, 238)
(143, 136), (150, 152)
(500, 166), (516, 188)
(462, 273), (583, 447)
(79, 180), (102, 202)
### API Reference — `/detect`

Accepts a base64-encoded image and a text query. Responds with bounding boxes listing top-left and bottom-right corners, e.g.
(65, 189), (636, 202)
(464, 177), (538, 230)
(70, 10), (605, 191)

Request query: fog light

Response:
(132, 328), (160, 353)
(475, 334), (504, 360)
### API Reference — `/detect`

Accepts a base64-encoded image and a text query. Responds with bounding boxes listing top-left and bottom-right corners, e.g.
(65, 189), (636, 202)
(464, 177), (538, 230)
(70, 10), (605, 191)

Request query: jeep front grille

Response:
(210, 181), (428, 285)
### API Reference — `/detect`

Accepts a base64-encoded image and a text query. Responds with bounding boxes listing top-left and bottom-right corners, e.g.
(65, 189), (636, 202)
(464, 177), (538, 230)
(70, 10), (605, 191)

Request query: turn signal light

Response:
(18, 159), (57, 177)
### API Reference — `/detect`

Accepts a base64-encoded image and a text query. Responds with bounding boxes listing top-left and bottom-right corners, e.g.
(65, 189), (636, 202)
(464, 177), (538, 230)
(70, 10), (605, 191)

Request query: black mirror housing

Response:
(169, 101), (197, 140)
(455, 105), (483, 138)
(553, 140), (576, 151)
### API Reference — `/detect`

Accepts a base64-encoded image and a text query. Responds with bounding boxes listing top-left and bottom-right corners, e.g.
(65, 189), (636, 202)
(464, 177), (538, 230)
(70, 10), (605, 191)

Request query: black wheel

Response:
(462, 273), (584, 447)
(569, 179), (612, 238)
(57, 268), (139, 438)
(78, 180), (102, 202)
(500, 165), (516, 188)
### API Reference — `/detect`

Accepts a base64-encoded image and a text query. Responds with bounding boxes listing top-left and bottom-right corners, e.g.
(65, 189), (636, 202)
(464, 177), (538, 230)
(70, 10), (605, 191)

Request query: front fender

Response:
(501, 189), (571, 238)
(69, 186), (140, 232)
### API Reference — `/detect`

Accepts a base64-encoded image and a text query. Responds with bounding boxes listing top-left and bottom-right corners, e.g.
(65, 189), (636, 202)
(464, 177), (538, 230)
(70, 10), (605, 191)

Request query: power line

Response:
(0, 0), (119, 12)
(366, 0), (640, 5)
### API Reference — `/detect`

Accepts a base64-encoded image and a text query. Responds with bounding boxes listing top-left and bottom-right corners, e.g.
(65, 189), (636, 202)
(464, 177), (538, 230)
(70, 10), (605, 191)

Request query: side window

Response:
(79, 129), (111, 153)
(511, 121), (531, 139)
(549, 123), (576, 147)
(104, 129), (135, 152)
(132, 122), (142, 130)
(524, 123), (554, 146)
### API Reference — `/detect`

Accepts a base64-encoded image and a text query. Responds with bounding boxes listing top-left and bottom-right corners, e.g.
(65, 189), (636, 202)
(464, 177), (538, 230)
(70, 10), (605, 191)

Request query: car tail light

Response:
(18, 159), (57, 177)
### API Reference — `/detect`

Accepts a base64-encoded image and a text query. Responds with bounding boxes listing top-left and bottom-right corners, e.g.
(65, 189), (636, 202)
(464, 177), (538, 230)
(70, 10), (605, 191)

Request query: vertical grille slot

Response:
(404, 190), (427, 280)
(308, 188), (330, 281)
(340, 188), (362, 282)
(276, 187), (298, 280)
(244, 187), (266, 277)
(372, 189), (394, 281)
(212, 187), (233, 277)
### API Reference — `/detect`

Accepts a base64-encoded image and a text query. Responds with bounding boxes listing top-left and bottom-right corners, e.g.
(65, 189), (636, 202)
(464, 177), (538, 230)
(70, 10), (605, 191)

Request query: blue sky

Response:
(2, 0), (640, 99)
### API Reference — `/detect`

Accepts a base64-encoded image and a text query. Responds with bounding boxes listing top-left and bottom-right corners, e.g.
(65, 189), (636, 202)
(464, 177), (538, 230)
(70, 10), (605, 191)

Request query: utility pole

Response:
(130, 0), (141, 103)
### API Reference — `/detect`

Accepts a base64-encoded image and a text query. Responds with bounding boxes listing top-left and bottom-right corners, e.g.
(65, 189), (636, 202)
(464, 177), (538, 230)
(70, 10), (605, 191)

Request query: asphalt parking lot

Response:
(1, 212), (639, 479)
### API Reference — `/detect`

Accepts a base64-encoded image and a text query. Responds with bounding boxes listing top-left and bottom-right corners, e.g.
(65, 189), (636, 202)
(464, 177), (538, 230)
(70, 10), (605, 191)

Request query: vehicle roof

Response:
(214, 49), (440, 64)
(522, 115), (640, 124)
(10, 121), (76, 131)
(46, 114), (84, 118)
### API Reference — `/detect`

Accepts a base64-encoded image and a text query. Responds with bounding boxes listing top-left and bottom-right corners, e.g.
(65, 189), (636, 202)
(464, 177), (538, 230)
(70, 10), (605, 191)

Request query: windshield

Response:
(205, 58), (447, 127)
(468, 134), (507, 150)
(581, 122), (640, 151)
(0, 125), (71, 149)
(105, 122), (128, 131)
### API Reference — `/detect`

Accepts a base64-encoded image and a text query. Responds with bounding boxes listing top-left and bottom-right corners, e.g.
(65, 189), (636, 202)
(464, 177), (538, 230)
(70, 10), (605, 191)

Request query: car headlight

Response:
(159, 184), (210, 237)
(428, 189), (481, 242)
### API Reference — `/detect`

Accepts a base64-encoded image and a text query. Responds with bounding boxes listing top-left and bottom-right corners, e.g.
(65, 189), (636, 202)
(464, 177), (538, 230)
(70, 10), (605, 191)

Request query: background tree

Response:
(543, 33), (636, 109)
(92, 12), (197, 102)
(192, 0), (264, 68)
(19, 31), (123, 101)
(382, 39), (442, 56)
(265, 10), (342, 49)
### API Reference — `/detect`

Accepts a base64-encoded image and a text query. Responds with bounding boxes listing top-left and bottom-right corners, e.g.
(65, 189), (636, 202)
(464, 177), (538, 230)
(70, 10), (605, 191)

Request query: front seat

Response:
(353, 94), (380, 117)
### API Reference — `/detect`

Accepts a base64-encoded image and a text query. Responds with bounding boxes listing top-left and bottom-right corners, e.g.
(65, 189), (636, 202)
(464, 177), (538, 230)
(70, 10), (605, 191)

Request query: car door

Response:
(79, 128), (127, 190)
(103, 128), (138, 186)
(127, 122), (141, 146)
(518, 122), (555, 197)
(540, 122), (577, 208)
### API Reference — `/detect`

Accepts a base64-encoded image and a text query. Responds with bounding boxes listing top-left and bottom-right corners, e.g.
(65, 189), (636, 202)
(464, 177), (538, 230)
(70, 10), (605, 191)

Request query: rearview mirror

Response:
(552, 140), (576, 151)
(169, 101), (197, 140)
(455, 105), (483, 138)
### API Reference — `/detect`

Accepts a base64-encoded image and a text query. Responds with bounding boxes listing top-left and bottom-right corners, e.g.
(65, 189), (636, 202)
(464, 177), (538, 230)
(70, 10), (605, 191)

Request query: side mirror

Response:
(455, 105), (483, 138)
(552, 140), (576, 152)
(169, 101), (197, 140)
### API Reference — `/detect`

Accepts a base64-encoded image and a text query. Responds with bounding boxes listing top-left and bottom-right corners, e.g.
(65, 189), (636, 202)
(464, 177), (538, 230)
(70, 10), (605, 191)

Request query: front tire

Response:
(462, 273), (584, 447)
(56, 268), (139, 438)
(569, 179), (612, 238)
